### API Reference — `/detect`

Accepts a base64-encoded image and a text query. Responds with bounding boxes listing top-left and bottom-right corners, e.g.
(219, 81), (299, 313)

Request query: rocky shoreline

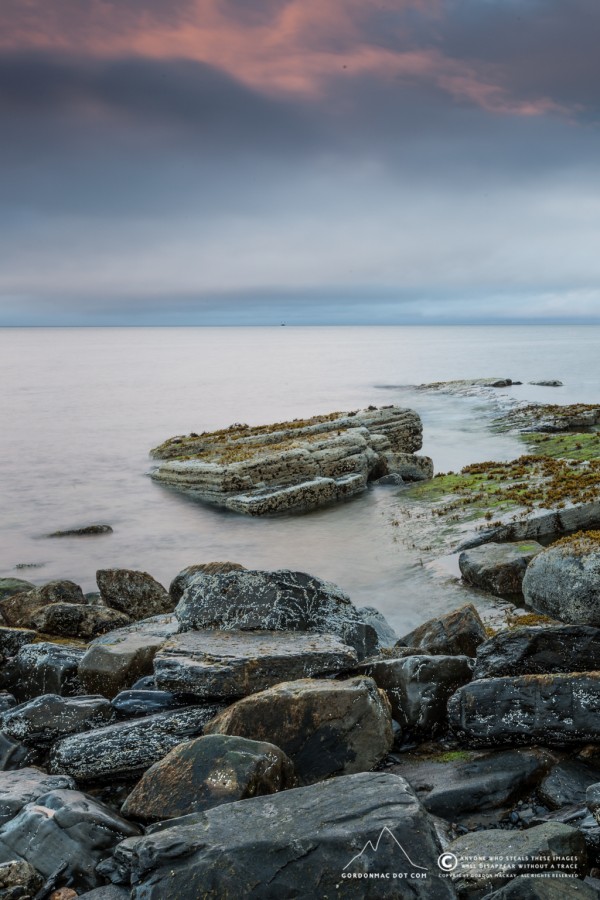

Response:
(2, 393), (600, 898)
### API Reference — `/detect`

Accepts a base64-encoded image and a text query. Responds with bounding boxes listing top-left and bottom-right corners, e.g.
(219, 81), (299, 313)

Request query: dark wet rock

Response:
(130, 675), (156, 690)
(204, 676), (392, 785)
(49, 704), (223, 781)
(530, 805), (600, 867)
(1, 694), (112, 746)
(0, 643), (84, 702)
(0, 768), (76, 825)
(448, 673), (600, 747)
(0, 694), (16, 714)
(0, 581), (86, 628)
(587, 783), (600, 819)
(539, 760), (600, 811)
(31, 603), (130, 639)
(112, 689), (185, 718)
(0, 789), (140, 893)
(78, 888), (130, 900)
(0, 628), (37, 662)
(175, 568), (379, 660)
(360, 654), (473, 737)
(102, 772), (456, 898)
(121, 733), (295, 822)
(151, 406), (430, 516)
(96, 569), (173, 620)
(153, 629), (358, 700)
(0, 580), (35, 602)
(486, 379), (514, 387)
(356, 606), (398, 647)
(459, 541), (543, 597)
(447, 823), (586, 894)
(474, 625), (600, 679)
(0, 860), (43, 899)
(0, 734), (38, 772)
(169, 561), (246, 604)
(392, 748), (553, 819)
(485, 875), (595, 899)
(47, 524), (113, 537)
(523, 536), (600, 626)
(530, 380), (564, 387)
(373, 473), (404, 485)
(78, 615), (178, 699)
(400, 604), (486, 657)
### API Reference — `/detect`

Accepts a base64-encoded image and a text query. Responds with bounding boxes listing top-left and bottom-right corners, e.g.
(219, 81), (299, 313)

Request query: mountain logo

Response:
(343, 826), (428, 871)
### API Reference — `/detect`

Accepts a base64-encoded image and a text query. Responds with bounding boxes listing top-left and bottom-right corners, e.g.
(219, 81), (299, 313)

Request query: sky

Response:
(1, 0), (600, 325)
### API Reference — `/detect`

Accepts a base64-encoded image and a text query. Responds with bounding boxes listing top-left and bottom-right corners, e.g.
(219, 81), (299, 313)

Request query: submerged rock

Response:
(175, 568), (378, 660)
(103, 772), (455, 898)
(150, 406), (432, 516)
(0, 789), (140, 893)
(459, 541), (543, 597)
(153, 629), (358, 699)
(121, 734), (295, 822)
(523, 533), (600, 626)
(400, 604), (486, 657)
(448, 673), (600, 747)
(47, 524), (113, 537)
(96, 569), (173, 620)
(0, 860), (43, 898)
(474, 625), (600, 679)
(50, 705), (223, 780)
(204, 676), (392, 785)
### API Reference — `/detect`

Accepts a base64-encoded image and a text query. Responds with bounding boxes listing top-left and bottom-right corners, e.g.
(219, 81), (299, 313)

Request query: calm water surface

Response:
(1, 325), (598, 633)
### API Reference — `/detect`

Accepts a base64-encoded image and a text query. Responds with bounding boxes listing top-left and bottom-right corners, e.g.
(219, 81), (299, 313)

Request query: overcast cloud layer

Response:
(1, 0), (600, 324)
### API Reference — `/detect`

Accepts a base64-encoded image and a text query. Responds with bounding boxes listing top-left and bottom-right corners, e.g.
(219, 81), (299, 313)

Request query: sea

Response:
(1, 324), (599, 634)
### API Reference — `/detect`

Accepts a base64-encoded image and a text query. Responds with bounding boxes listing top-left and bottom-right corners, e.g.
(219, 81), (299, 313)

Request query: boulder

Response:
(0, 627), (37, 662)
(474, 625), (600, 679)
(0, 860), (43, 899)
(0, 579), (35, 602)
(101, 772), (456, 898)
(204, 676), (392, 785)
(448, 673), (600, 747)
(31, 603), (130, 639)
(0, 734), (38, 772)
(169, 561), (245, 604)
(486, 877), (597, 899)
(78, 615), (178, 698)
(360, 654), (473, 737)
(400, 604), (486, 657)
(112, 689), (185, 718)
(391, 748), (552, 819)
(49, 704), (223, 781)
(0, 789), (140, 893)
(0, 643), (84, 702)
(0, 768), (76, 825)
(96, 569), (173, 620)
(150, 406), (431, 517)
(153, 630), (358, 699)
(175, 569), (378, 660)
(121, 734), (295, 822)
(356, 606), (398, 648)
(0, 694), (15, 714)
(539, 760), (600, 811)
(0, 581), (86, 630)
(1, 694), (112, 746)
(523, 534), (600, 626)
(459, 541), (543, 597)
(446, 822), (585, 894)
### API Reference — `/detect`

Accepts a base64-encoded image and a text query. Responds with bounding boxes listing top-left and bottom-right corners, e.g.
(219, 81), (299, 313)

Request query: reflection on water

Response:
(1, 325), (598, 633)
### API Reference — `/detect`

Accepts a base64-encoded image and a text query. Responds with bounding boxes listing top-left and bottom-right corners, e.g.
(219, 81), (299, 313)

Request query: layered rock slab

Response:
(105, 772), (456, 899)
(459, 541), (543, 597)
(154, 629), (357, 699)
(150, 405), (432, 515)
(474, 625), (600, 679)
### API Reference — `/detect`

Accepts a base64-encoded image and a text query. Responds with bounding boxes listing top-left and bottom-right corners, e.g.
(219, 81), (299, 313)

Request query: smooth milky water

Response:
(1, 325), (599, 633)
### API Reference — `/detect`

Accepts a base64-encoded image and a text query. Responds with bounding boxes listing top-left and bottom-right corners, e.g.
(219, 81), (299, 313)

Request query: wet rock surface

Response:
(486, 876), (598, 899)
(459, 541), (543, 597)
(0, 580), (35, 601)
(204, 676), (392, 785)
(121, 734), (295, 822)
(474, 625), (600, 679)
(30, 603), (130, 638)
(0, 768), (76, 826)
(105, 772), (456, 898)
(539, 760), (600, 811)
(1, 643), (84, 701)
(111, 689), (185, 718)
(96, 569), (173, 620)
(448, 673), (600, 747)
(175, 568), (379, 659)
(50, 705), (223, 780)
(153, 629), (358, 699)
(1, 694), (112, 746)
(150, 405), (431, 516)
(47, 524), (113, 537)
(523, 536), (600, 626)
(169, 561), (246, 604)
(0, 859), (43, 899)
(400, 604), (486, 657)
